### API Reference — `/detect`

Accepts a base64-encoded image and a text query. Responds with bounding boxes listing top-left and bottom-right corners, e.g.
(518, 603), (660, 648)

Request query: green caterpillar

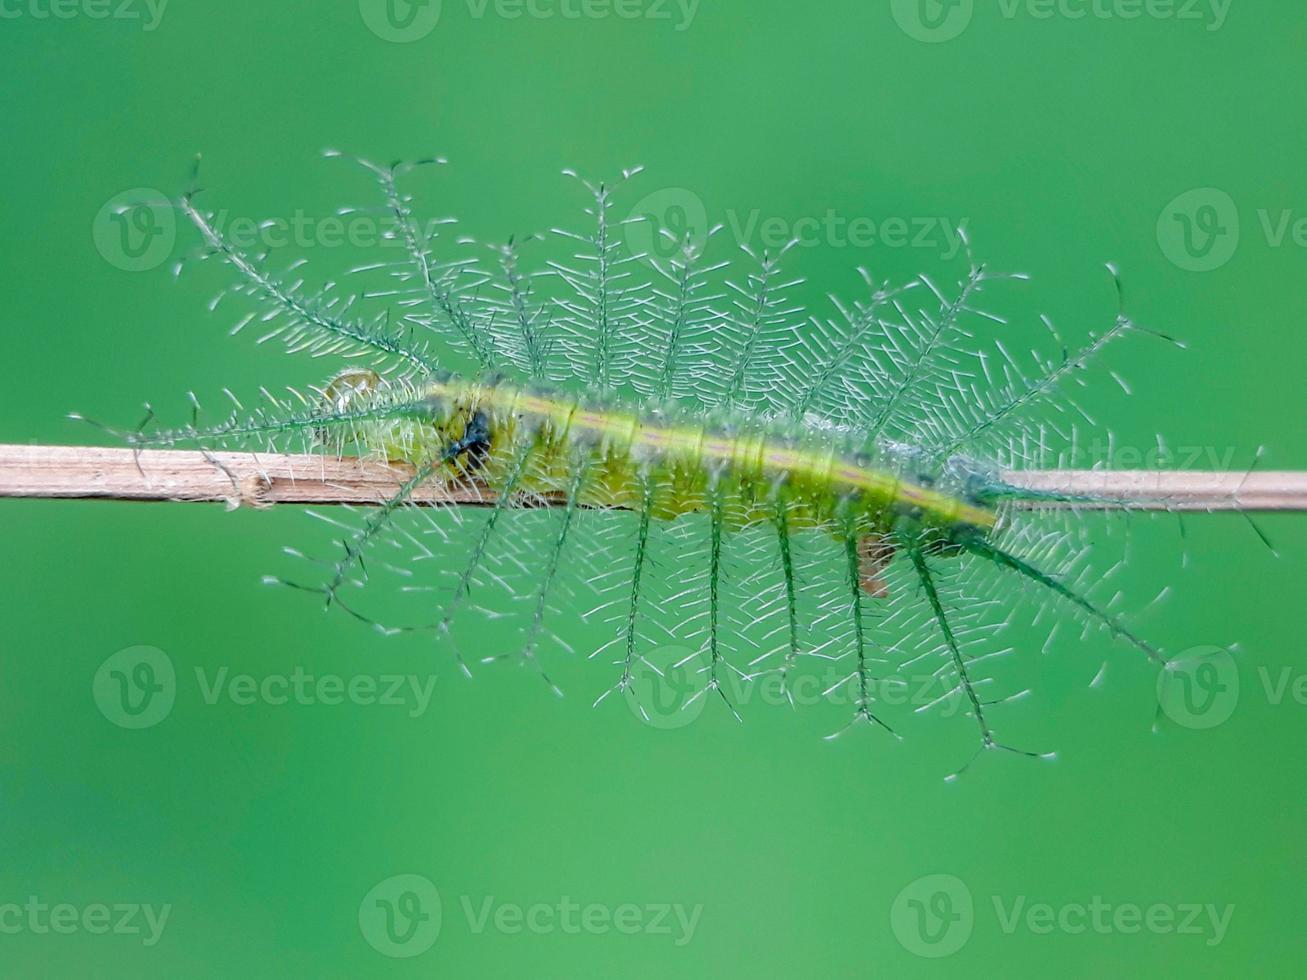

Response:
(110, 153), (1179, 777)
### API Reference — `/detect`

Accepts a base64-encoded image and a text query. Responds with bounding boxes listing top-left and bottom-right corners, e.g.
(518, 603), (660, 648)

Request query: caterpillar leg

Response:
(910, 548), (1054, 780)
(963, 537), (1165, 665)
(595, 476), (657, 713)
(287, 414), (517, 640)
(436, 433), (536, 676)
(825, 532), (898, 740)
(684, 481), (742, 721)
(769, 499), (803, 703)
(275, 400), (475, 627)
(310, 459), (441, 623)
(857, 535), (896, 599)
(482, 454), (592, 696)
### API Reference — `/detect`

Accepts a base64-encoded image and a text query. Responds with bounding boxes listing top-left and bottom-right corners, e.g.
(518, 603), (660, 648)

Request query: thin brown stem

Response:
(2, 445), (1306, 512)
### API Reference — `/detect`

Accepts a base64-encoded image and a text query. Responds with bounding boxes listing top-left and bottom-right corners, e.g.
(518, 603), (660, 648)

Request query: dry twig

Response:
(2, 444), (1306, 512)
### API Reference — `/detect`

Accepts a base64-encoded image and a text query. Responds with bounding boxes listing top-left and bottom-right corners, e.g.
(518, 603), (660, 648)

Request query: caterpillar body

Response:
(329, 369), (997, 551)
(110, 153), (1181, 777)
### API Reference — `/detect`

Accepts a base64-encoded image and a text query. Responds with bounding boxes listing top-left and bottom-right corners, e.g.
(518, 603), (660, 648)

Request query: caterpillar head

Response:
(313, 367), (456, 462)
(320, 368), (382, 414)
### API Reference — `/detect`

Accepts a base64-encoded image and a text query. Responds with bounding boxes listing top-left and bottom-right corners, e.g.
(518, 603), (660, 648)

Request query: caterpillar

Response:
(105, 152), (1192, 778)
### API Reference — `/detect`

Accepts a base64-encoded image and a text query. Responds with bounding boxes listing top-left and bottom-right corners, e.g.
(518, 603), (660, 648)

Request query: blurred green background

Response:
(3, 1), (1306, 976)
